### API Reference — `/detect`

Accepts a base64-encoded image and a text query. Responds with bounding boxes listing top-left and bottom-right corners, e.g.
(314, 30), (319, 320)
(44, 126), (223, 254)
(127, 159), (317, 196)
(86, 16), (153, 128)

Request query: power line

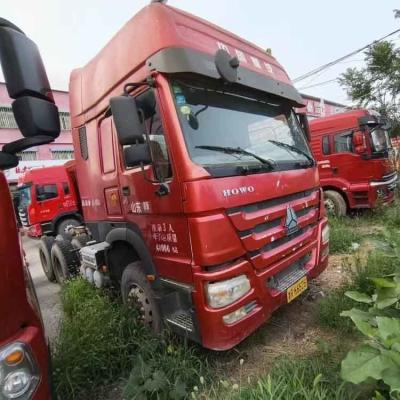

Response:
(297, 78), (338, 91)
(293, 28), (400, 83)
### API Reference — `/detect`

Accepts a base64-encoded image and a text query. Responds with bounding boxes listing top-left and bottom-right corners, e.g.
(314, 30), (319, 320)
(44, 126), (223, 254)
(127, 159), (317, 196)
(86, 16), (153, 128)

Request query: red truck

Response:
(309, 109), (397, 216)
(0, 17), (61, 399)
(17, 164), (81, 237)
(16, 1), (329, 351)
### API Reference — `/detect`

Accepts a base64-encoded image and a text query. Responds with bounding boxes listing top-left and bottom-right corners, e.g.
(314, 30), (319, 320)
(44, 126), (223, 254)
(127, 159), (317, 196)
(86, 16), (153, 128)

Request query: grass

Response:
(52, 279), (206, 400)
(329, 217), (363, 253)
(209, 355), (364, 400)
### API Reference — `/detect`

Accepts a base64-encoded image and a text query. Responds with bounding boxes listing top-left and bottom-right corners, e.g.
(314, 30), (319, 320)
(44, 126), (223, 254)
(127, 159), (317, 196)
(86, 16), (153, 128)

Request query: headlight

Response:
(321, 224), (330, 244)
(206, 274), (250, 308)
(0, 343), (39, 399)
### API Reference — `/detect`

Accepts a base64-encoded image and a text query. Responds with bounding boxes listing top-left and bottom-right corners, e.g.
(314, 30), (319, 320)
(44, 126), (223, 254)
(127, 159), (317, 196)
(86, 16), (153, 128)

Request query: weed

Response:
(329, 218), (362, 254)
(210, 355), (365, 400)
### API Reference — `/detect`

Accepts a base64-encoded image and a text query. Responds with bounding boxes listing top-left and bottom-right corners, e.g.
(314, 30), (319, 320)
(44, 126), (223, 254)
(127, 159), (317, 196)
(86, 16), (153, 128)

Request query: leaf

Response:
(376, 317), (400, 341)
(341, 345), (394, 384)
(370, 278), (397, 288)
(143, 370), (168, 392)
(382, 366), (400, 392)
(341, 308), (377, 338)
(345, 291), (373, 303)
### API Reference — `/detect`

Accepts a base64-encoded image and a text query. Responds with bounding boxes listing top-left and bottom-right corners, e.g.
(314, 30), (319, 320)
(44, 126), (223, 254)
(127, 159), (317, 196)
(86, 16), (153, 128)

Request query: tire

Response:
(56, 218), (80, 236)
(51, 240), (81, 284)
(121, 262), (162, 333)
(324, 190), (347, 217)
(55, 232), (73, 242)
(38, 236), (56, 282)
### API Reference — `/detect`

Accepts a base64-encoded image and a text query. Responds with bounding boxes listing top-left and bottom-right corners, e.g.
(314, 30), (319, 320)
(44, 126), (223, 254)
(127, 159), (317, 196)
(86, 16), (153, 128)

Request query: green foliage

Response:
(329, 218), (362, 254)
(215, 356), (358, 400)
(123, 339), (205, 400)
(52, 279), (205, 400)
(340, 268), (400, 396)
(339, 41), (400, 136)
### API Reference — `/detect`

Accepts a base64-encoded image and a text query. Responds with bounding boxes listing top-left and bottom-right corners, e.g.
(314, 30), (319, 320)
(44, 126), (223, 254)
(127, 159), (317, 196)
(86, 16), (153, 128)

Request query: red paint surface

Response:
(0, 171), (51, 398)
(310, 109), (396, 209)
(18, 165), (79, 237)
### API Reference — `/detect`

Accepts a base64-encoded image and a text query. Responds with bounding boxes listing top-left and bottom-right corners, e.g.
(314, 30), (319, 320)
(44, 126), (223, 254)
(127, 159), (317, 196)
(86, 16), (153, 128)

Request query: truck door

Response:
(35, 183), (60, 222)
(116, 89), (191, 282)
(317, 135), (334, 181)
(329, 130), (365, 186)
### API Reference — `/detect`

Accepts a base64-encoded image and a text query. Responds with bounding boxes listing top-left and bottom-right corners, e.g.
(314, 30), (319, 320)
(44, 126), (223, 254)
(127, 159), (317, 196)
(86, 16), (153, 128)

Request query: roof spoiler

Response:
(0, 18), (60, 169)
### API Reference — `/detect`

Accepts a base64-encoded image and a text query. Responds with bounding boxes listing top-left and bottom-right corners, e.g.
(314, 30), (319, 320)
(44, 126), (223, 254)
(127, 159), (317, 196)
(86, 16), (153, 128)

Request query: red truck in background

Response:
(0, 16), (62, 399)
(17, 164), (81, 237)
(309, 109), (397, 216)
(9, 1), (329, 351)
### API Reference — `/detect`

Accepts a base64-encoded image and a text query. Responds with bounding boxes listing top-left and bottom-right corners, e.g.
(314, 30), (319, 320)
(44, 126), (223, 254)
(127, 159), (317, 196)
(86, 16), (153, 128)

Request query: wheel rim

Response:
(127, 284), (153, 326)
(324, 198), (336, 216)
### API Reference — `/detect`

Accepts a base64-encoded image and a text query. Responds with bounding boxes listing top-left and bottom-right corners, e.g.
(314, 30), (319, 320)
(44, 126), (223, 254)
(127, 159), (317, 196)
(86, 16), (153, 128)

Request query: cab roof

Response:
(18, 165), (68, 185)
(70, 3), (295, 120)
(309, 109), (370, 136)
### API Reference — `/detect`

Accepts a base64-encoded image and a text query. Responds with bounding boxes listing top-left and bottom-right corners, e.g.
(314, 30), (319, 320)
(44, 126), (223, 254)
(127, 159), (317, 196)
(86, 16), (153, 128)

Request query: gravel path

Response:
(23, 236), (62, 342)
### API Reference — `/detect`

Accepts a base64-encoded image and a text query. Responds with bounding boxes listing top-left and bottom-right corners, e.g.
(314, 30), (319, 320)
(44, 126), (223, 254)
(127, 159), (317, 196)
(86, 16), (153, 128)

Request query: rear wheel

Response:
(56, 218), (80, 236)
(324, 190), (347, 217)
(121, 262), (162, 333)
(51, 240), (80, 284)
(38, 236), (56, 282)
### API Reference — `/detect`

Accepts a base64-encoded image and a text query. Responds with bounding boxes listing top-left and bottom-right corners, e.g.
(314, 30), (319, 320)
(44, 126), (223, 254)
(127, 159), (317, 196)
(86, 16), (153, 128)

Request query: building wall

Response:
(0, 82), (74, 183)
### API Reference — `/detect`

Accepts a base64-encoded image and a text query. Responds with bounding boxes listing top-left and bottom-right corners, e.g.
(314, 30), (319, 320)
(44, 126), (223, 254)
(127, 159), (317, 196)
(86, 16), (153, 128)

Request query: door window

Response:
(124, 90), (172, 181)
(334, 131), (353, 153)
(36, 184), (58, 201)
(322, 136), (331, 155)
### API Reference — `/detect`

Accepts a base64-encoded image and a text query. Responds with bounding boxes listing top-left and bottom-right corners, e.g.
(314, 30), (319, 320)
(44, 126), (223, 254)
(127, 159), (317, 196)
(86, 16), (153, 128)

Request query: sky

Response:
(1, 0), (399, 105)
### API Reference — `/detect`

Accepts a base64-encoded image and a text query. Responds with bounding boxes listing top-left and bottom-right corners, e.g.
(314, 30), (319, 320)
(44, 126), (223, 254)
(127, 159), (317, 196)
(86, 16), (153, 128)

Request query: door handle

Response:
(332, 167), (338, 175)
(122, 186), (130, 196)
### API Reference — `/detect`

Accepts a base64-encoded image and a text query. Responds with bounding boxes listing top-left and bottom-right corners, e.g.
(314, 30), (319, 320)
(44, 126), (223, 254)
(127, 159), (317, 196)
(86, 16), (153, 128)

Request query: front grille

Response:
(18, 209), (28, 227)
(166, 312), (193, 332)
(227, 188), (319, 270)
(268, 255), (309, 292)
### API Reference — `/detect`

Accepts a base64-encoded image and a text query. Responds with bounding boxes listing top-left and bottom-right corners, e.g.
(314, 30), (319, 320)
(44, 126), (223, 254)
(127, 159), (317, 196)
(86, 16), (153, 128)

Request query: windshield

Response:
(171, 78), (313, 176)
(18, 185), (32, 208)
(370, 128), (391, 153)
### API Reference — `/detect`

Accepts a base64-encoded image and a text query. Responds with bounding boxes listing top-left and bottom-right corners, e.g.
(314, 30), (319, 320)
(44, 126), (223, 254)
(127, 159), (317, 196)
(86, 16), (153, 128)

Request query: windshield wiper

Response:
(268, 140), (315, 166)
(195, 145), (275, 170)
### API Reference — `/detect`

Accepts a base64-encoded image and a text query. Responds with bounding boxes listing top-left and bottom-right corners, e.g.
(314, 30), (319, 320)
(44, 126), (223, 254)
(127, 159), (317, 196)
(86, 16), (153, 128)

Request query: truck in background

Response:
(17, 163), (81, 237)
(309, 109), (397, 216)
(12, 1), (329, 350)
(0, 16), (62, 399)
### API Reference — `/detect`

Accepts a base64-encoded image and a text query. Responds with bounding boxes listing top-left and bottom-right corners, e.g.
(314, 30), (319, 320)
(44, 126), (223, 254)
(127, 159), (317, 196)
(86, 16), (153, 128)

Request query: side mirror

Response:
(110, 96), (144, 145)
(353, 131), (366, 154)
(297, 113), (311, 142)
(124, 144), (152, 168)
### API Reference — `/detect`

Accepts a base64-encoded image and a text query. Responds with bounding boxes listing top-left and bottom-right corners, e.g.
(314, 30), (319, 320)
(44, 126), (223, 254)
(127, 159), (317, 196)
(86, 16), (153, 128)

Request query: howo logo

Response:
(223, 186), (255, 197)
(285, 206), (299, 235)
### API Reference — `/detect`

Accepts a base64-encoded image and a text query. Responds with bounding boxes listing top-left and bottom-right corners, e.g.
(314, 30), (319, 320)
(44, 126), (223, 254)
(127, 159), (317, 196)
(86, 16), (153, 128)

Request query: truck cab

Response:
(309, 109), (397, 216)
(17, 164), (81, 237)
(69, 2), (329, 350)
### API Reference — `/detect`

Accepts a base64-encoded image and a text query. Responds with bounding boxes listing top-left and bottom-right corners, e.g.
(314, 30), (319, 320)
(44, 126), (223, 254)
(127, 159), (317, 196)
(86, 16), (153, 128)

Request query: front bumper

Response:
(191, 217), (329, 350)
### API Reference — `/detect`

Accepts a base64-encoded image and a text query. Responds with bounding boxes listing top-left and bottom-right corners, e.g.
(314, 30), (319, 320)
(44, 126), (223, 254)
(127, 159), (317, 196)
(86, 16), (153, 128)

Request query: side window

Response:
(36, 184), (58, 201)
(334, 131), (353, 153)
(322, 136), (331, 155)
(125, 90), (172, 181)
(62, 182), (70, 195)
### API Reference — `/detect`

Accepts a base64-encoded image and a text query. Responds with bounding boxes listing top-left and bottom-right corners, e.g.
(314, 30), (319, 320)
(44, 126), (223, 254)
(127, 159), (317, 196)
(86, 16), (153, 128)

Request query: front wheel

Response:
(121, 262), (162, 333)
(324, 190), (347, 217)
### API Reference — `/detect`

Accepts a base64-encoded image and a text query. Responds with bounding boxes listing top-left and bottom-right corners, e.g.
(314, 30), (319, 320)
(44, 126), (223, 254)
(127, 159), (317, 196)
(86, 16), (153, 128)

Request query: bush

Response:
(52, 279), (206, 400)
(329, 218), (362, 253)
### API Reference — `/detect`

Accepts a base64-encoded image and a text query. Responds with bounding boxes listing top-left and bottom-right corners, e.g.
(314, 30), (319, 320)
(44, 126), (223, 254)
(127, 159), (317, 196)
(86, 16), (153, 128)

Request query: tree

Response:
(339, 41), (400, 136)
